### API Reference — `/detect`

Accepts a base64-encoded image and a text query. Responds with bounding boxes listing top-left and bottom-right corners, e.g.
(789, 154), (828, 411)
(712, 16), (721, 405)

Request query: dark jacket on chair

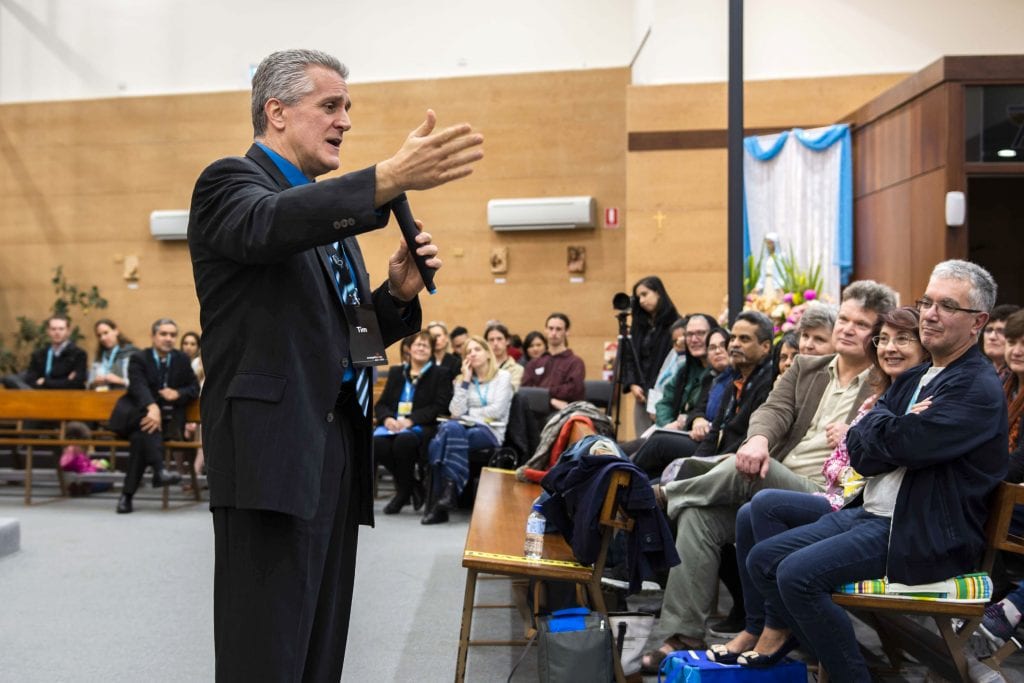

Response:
(541, 448), (680, 593)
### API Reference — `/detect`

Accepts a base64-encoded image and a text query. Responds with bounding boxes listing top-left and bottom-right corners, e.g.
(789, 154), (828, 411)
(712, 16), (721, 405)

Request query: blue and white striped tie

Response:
(332, 242), (370, 417)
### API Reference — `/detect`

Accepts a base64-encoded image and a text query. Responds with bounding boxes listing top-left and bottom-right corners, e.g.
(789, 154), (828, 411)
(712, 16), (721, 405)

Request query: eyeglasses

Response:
(914, 297), (983, 316)
(872, 334), (919, 348)
(707, 343), (727, 352)
(984, 326), (1006, 337)
(685, 330), (710, 339)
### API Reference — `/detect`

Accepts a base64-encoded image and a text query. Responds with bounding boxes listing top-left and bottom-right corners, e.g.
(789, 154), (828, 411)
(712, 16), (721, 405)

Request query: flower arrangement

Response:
(738, 247), (827, 341)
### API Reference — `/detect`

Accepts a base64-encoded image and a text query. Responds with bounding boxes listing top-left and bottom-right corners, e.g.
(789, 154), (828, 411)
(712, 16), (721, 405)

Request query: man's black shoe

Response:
(116, 494), (133, 514)
(152, 469), (182, 488)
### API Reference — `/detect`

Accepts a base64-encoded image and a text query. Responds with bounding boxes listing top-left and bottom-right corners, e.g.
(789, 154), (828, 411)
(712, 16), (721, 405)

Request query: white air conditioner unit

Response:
(487, 196), (595, 231)
(150, 210), (189, 240)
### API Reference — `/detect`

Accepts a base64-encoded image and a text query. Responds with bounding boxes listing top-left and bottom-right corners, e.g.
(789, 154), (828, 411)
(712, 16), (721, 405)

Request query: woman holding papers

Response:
(374, 331), (453, 515)
(422, 336), (513, 525)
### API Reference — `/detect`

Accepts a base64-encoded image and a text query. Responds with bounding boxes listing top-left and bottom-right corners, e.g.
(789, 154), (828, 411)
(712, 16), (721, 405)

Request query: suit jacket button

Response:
(326, 412), (335, 423)
(333, 220), (342, 230)
(344, 218), (354, 227)
(341, 358), (350, 368)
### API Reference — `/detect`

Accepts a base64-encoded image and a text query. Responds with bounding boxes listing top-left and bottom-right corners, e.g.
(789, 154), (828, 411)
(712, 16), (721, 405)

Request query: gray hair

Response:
(251, 49), (349, 137)
(841, 279), (897, 316)
(930, 259), (998, 313)
(797, 302), (837, 335)
(151, 318), (177, 335)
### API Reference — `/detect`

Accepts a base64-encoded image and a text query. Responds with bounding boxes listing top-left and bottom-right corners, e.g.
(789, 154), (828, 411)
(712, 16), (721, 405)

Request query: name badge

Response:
(534, 366), (545, 375)
(345, 302), (388, 367)
(397, 401), (413, 416)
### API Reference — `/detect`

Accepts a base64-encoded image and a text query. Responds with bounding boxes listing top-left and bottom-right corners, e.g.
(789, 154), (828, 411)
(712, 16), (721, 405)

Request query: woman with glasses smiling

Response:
(715, 306), (930, 668)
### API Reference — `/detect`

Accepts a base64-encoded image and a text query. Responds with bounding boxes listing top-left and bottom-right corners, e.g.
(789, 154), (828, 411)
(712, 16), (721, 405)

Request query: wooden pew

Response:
(825, 482), (1024, 682)
(455, 422), (633, 683)
(0, 389), (200, 507)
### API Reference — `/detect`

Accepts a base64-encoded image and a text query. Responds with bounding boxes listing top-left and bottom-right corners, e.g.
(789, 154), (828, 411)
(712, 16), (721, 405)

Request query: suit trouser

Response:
(658, 455), (820, 639)
(212, 410), (358, 683)
(124, 429), (165, 495)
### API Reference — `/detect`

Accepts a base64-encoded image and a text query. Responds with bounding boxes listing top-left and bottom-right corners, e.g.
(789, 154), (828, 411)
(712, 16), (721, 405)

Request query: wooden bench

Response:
(825, 482), (1024, 682)
(0, 389), (201, 508)
(455, 423), (633, 683)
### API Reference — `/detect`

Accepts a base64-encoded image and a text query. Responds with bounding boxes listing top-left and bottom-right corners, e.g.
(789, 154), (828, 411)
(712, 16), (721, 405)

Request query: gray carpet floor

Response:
(3, 484), (1024, 682)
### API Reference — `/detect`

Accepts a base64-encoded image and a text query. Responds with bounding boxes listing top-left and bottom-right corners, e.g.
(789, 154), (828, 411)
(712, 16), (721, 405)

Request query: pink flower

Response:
(782, 293), (794, 304)
(804, 289), (817, 301)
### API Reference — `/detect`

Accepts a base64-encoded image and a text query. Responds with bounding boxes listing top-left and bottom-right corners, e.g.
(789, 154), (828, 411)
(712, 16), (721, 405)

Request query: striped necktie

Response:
(331, 242), (370, 417)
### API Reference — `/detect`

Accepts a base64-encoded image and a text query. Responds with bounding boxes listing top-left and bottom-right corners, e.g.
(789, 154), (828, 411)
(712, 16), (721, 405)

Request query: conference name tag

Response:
(397, 401), (413, 416)
(346, 303), (388, 367)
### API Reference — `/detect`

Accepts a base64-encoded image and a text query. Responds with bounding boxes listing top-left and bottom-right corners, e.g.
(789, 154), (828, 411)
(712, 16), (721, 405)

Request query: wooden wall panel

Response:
(0, 69), (628, 379)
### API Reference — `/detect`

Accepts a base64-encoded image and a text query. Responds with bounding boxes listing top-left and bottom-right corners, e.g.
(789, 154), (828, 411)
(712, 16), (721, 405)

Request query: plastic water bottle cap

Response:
(532, 504), (543, 512)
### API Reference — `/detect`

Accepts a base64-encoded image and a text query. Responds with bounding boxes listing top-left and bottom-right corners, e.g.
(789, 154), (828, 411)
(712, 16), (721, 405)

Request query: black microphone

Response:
(390, 193), (437, 295)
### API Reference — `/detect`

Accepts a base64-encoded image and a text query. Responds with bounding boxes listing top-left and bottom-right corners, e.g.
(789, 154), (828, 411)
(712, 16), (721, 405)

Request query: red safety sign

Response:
(604, 207), (619, 228)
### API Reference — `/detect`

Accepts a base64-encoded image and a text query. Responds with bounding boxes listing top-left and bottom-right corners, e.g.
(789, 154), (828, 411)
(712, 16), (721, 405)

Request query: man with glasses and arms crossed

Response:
(747, 260), (1007, 683)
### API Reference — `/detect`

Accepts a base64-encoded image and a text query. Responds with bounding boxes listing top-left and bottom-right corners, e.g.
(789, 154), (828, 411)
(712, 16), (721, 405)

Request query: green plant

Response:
(0, 266), (108, 374)
(743, 250), (764, 296)
(775, 248), (823, 300)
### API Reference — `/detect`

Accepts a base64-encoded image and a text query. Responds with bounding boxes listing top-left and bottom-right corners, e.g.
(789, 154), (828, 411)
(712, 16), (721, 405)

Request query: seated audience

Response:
(719, 306), (928, 665)
(114, 318), (200, 514)
(983, 304), (1020, 382)
(646, 319), (688, 413)
(520, 330), (547, 366)
(621, 276), (682, 435)
(374, 331), (453, 515)
(484, 322), (524, 390)
(651, 314), (717, 431)
(89, 318), (137, 390)
(970, 309), (1024, 655)
(796, 301), (837, 356)
(423, 336), (513, 525)
(507, 333), (524, 362)
(3, 314), (87, 390)
(60, 421), (113, 495)
(771, 331), (799, 383)
(449, 325), (469, 358)
(631, 323), (730, 478)
(427, 321), (462, 378)
(522, 313), (585, 411)
(179, 331), (206, 478)
(745, 261), (1005, 681)
(640, 280), (894, 671)
(1005, 309), (1024, 482)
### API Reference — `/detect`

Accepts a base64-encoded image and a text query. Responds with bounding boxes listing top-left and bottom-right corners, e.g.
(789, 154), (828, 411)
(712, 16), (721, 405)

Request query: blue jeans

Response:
(737, 489), (833, 634)
(747, 506), (889, 683)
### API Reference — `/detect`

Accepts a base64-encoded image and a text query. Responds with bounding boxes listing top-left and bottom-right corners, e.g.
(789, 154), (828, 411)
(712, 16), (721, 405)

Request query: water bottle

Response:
(524, 504), (545, 560)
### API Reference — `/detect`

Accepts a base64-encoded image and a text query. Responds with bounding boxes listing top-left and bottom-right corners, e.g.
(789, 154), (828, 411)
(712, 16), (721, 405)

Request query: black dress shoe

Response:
(421, 507), (449, 525)
(383, 495), (407, 515)
(152, 469), (182, 488)
(116, 494), (133, 514)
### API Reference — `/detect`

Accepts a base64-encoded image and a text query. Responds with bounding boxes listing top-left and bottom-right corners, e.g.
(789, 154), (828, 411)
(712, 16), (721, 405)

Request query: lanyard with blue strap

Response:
(152, 349), (170, 388)
(472, 376), (490, 406)
(101, 345), (120, 375)
(45, 347), (55, 378)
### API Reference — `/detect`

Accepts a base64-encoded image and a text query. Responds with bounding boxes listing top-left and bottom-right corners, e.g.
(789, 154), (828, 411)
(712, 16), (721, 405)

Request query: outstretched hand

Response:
(374, 110), (484, 206)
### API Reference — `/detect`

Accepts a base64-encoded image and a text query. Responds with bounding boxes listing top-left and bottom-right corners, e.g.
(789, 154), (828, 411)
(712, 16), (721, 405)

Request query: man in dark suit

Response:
(187, 49), (482, 682)
(2, 314), (87, 389)
(116, 318), (200, 513)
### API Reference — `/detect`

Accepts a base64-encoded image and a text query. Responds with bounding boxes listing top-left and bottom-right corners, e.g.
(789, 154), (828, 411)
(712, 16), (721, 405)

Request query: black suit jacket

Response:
(125, 348), (201, 437)
(188, 144), (420, 522)
(25, 343), (87, 389)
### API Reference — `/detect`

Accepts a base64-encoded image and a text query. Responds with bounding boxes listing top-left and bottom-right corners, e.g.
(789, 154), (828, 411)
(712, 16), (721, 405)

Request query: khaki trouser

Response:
(658, 455), (821, 639)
